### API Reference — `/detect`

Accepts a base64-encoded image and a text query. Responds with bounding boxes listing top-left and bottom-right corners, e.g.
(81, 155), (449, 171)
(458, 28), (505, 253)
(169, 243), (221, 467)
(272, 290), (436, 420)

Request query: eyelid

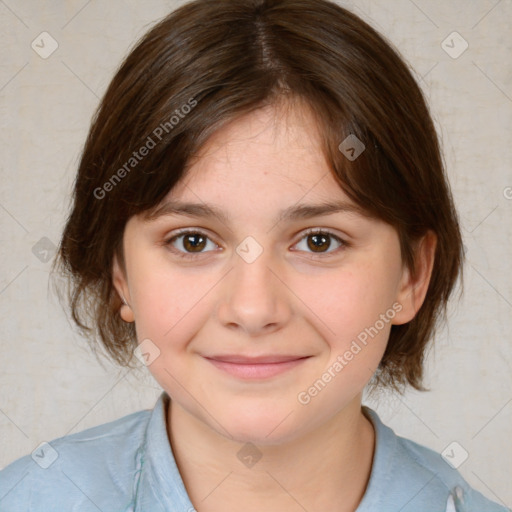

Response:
(164, 226), (349, 259)
(291, 227), (348, 254)
(163, 228), (219, 252)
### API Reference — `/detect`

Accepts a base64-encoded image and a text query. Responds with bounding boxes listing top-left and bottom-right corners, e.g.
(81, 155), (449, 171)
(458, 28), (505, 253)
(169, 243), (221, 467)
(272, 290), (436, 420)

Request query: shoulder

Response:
(0, 408), (152, 512)
(361, 406), (509, 512)
(397, 435), (507, 511)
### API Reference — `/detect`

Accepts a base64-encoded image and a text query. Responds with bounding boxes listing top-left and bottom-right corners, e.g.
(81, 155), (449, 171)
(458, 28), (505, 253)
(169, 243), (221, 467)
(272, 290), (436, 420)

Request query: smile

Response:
(203, 355), (311, 380)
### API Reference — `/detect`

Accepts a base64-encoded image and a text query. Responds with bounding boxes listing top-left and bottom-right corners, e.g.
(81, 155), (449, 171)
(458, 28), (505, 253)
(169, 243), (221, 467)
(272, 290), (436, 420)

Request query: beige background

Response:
(0, 0), (511, 508)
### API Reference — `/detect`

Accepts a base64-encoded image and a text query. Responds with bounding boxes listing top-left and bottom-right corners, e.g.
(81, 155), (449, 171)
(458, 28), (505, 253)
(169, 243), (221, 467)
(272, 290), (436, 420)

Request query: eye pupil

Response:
(307, 233), (330, 253)
(171, 230), (342, 258)
(183, 233), (206, 252)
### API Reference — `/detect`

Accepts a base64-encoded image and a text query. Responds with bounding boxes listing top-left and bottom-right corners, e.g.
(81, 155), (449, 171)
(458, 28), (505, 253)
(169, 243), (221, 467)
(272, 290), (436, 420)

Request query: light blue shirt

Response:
(0, 391), (508, 511)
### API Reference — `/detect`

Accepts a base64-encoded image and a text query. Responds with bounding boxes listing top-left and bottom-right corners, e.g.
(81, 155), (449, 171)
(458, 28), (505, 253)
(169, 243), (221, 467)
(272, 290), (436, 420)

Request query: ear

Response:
(392, 230), (437, 325)
(112, 253), (135, 323)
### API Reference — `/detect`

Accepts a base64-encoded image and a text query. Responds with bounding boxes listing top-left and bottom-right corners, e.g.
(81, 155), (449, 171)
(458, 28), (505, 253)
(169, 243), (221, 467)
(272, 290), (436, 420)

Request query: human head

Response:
(54, 0), (464, 394)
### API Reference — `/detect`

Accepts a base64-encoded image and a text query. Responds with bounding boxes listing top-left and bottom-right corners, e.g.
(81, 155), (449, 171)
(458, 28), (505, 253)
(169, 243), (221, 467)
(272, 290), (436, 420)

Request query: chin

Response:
(216, 403), (306, 447)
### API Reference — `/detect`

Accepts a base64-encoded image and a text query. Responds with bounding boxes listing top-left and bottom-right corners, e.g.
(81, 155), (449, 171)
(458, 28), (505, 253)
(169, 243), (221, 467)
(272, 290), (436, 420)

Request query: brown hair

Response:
(53, 0), (464, 393)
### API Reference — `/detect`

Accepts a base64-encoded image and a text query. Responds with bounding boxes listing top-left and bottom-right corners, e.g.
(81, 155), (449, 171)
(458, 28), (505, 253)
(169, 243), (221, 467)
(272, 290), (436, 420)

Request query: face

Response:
(113, 101), (424, 446)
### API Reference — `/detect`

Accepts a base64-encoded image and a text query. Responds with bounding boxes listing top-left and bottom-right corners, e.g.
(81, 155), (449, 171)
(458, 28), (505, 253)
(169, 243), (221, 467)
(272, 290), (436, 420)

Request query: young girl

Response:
(0, 1), (507, 511)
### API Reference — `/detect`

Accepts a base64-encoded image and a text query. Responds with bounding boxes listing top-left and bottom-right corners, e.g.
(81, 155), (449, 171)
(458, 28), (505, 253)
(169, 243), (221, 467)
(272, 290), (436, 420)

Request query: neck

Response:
(167, 395), (375, 512)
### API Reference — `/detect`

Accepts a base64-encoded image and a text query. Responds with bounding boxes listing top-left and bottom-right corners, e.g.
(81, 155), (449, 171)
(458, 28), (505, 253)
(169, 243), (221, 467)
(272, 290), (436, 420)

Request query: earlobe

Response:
(112, 254), (135, 323)
(392, 231), (437, 325)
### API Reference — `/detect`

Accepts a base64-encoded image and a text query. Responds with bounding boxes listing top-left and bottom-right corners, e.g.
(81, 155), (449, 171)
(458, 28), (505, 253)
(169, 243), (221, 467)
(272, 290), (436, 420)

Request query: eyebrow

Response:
(144, 198), (370, 225)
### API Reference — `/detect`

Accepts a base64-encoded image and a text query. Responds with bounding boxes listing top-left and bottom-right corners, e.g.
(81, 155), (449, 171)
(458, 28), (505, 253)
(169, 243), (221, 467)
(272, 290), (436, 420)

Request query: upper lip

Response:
(204, 355), (310, 364)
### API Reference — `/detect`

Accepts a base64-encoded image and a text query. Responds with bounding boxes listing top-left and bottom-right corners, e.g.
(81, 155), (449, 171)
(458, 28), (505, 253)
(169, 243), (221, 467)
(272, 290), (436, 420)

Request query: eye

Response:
(164, 227), (348, 260)
(292, 228), (347, 255)
(165, 229), (219, 258)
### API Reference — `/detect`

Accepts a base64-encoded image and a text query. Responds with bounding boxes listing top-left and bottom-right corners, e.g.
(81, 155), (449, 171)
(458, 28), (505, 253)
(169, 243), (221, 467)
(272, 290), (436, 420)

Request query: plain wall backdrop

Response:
(0, 0), (511, 508)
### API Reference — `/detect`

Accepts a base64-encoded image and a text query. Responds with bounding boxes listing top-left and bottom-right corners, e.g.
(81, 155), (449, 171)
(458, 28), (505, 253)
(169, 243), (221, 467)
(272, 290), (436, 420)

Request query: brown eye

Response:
(294, 229), (345, 255)
(307, 232), (331, 252)
(166, 230), (218, 258)
(182, 233), (207, 252)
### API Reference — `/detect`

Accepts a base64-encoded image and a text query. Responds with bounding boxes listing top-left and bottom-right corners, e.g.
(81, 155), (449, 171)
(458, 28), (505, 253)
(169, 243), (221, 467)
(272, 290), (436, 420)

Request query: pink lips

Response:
(204, 354), (310, 379)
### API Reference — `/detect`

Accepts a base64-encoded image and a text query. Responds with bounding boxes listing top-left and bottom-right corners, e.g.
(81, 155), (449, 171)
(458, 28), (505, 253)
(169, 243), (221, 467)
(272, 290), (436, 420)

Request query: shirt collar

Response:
(133, 393), (395, 511)
(355, 405), (397, 511)
(134, 391), (195, 512)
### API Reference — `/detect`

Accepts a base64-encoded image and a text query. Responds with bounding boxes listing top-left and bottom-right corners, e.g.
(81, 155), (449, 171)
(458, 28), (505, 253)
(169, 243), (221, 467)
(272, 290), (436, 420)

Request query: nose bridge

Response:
(216, 236), (290, 333)
(231, 236), (277, 300)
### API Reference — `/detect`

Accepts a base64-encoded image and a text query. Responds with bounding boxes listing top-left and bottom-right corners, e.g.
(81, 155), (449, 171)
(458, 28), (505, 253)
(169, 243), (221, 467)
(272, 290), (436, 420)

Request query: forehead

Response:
(167, 102), (351, 209)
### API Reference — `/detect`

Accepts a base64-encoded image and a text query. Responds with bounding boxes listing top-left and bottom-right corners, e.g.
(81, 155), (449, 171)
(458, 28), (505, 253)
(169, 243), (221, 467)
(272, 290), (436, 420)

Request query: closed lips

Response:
(204, 355), (311, 364)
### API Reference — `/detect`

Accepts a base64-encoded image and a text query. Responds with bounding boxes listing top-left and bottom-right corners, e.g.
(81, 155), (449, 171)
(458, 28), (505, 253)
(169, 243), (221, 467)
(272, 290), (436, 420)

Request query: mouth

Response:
(203, 354), (311, 380)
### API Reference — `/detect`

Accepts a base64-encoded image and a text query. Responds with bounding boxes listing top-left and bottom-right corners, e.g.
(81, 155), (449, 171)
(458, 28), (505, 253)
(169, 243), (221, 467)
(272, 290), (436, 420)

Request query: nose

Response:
(216, 245), (292, 336)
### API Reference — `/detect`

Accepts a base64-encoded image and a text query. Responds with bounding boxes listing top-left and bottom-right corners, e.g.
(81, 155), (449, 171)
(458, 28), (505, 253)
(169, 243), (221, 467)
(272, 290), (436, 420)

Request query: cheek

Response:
(128, 256), (218, 347)
(128, 263), (218, 390)
(298, 260), (401, 392)
(306, 263), (399, 342)
(292, 268), (397, 415)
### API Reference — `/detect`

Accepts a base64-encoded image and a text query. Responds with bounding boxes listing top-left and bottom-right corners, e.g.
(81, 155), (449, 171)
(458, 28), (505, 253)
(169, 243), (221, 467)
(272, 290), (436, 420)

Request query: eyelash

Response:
(164, 228), (348, 260)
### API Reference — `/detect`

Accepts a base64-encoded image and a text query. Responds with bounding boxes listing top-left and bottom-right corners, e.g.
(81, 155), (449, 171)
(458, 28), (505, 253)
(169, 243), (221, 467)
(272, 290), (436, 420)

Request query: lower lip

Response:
(205, 357), (309, 380)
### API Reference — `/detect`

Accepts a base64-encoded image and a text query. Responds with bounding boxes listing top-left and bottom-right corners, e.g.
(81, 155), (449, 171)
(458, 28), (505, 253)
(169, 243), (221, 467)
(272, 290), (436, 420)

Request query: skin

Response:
(113, 100), (436, 512)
